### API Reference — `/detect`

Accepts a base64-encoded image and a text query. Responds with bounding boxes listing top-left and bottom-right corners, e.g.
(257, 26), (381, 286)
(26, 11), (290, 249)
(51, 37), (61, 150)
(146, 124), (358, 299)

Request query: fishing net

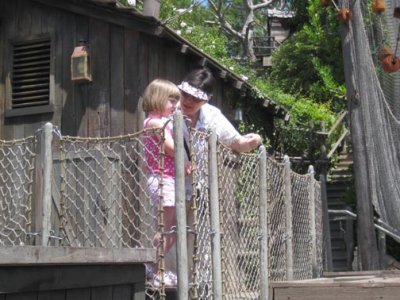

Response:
(339, 0), (400, 233)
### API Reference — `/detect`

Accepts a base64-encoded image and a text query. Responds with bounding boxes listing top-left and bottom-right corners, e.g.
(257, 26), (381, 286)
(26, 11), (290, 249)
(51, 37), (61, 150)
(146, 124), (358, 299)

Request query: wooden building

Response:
(0, 2), (286, 298)
(0, 0), (286, 140)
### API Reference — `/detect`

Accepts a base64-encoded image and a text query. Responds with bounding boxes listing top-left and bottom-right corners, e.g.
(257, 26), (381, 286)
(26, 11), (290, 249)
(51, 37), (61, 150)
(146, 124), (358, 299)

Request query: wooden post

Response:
(308, 165), (318, 277)
(283, 155), (294, 280)
(259, 146), (269, 300)
(319, 171), (333, 271)
(378, 231), (386, 269)
(174, 112), (189, 299)
(344, 206), (355, 271)
(41, 123), (53, 246)
(318, 144), (333, 271)
(208, 131), (223, 300)
(339, 1), (379, 270)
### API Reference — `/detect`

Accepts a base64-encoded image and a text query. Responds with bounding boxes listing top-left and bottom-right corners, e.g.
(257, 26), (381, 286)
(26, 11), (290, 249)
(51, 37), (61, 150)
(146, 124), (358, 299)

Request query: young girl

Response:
(142, 79), (191, 287)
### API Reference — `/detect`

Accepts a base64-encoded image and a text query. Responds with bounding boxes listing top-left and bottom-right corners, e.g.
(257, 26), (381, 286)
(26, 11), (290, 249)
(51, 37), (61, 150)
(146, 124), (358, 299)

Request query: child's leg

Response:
(163, 206), (177, 254)
(152, 206), (176, 252)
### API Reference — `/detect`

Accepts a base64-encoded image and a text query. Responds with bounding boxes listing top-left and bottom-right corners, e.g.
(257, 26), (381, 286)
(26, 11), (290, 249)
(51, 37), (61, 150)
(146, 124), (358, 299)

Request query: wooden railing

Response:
(253, 36), (281, 57)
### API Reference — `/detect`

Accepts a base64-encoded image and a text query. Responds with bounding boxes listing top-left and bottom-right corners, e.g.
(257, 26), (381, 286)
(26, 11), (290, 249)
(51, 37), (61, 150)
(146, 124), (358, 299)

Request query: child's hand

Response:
(184, 161), (192, 175)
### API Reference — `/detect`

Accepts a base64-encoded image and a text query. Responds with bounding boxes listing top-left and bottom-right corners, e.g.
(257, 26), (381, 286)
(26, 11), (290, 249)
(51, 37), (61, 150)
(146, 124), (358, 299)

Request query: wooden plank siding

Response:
(0, 264), (146, 298)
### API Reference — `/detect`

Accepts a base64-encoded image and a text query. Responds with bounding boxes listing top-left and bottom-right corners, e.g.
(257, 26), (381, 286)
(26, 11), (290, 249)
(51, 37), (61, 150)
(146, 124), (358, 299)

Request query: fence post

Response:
(208, 130), (223, 299)
(378, 231), (386, 269)
(318, 147), (333, 271)
(283, 155), (293, 280)
(40, 122), (53, 246)
(308, 165), (318, 277)
(259, 146), (269, 300)
(174, 111), (189, 299)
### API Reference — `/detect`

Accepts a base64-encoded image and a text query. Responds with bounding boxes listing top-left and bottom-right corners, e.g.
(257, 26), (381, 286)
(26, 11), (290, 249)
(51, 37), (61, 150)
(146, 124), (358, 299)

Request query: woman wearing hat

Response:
(177, 68), (262, 295)
(178, 68), (262, 152)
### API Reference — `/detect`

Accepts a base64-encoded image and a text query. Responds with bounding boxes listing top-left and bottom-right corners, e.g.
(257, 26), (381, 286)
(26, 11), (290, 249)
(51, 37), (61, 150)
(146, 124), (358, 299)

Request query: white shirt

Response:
(194, 103), (240, 146)
(182, 103), (240, 200)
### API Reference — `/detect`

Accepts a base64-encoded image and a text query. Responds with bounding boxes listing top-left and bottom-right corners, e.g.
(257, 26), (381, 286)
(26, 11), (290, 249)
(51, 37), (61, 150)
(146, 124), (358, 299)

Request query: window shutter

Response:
(12, 39), (51, 109)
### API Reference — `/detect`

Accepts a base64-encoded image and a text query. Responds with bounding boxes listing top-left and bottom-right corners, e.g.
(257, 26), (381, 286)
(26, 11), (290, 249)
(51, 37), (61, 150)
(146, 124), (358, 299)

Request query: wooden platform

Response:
(0, 246), (156, 300)
(270, 271), (400, 300)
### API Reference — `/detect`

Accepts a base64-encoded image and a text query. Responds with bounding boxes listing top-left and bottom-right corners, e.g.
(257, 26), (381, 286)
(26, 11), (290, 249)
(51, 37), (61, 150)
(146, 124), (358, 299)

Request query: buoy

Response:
(381, 55), (400, 73)
(378, 47), (393, 61)
(337, 8), (352, 23)
(320, 0), (330, 7)
(372, 0), (385, 14)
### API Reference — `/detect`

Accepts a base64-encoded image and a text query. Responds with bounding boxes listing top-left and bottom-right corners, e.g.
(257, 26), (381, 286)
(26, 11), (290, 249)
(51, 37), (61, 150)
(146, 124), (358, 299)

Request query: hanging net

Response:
(339, 0), (400, 233)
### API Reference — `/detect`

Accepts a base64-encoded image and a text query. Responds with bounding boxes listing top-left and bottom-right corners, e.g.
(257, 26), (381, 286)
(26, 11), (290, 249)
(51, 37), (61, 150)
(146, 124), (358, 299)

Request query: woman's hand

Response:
(243, 133), (262, 149)
(230, 133), (263, 153)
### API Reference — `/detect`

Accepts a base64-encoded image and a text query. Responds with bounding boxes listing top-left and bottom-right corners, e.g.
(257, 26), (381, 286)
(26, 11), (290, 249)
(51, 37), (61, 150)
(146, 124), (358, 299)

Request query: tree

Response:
(160, 0), (285, 63)
(270, 0), (346, 111)
(207, 0), (283, 62)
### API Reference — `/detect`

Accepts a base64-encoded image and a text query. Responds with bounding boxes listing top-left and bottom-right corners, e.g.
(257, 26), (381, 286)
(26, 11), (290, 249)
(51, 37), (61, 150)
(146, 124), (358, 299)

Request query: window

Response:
(5, 37), (54, 117)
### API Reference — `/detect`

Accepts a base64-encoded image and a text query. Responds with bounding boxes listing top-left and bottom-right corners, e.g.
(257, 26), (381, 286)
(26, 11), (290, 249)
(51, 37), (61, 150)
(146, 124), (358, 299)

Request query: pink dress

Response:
(144, 113), (175, 207)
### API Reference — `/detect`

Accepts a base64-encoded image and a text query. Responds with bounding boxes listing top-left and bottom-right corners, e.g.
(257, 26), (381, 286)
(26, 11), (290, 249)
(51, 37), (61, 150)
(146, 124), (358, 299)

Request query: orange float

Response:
(372, 0), (385, 14)
(337, 8), (352, 23)
(320, 0), (330, 7)
(378, 47), (393, 61)
(381, 55), (400, 73)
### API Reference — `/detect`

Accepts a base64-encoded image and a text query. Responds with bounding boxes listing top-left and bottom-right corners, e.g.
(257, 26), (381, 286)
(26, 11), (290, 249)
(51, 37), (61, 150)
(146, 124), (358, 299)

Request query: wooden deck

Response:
(270, 271), (400, 300)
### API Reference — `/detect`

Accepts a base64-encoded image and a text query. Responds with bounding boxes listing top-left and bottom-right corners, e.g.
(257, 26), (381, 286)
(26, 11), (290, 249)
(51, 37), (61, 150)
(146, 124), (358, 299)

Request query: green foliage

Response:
(270, 0), (346, 112)
(159, 0), (343, 157)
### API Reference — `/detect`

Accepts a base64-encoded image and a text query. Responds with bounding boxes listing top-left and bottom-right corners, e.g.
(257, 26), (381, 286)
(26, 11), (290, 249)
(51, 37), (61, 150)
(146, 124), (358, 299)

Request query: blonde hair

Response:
(142, 79), (181, 113)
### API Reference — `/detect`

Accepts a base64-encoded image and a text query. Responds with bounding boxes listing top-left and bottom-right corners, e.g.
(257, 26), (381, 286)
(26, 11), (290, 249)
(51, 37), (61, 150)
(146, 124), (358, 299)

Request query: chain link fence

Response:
(0, 117), (324, 300)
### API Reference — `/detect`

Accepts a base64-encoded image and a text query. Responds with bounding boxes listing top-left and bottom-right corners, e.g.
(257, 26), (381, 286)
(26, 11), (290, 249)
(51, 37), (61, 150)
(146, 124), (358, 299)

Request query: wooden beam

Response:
(4, 104), (54, 118)
(233, 80), (243, 89)
(219, 70), (227, 79)
(199, 57), (207, 67)
(0, 246), (156, 265)
(180, 44), (189, 54)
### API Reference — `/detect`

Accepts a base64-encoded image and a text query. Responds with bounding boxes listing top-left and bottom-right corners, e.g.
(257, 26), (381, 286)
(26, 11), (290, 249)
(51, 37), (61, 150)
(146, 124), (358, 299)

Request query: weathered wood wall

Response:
(0, 0), (238, 140)
(0, 264), (146, 300)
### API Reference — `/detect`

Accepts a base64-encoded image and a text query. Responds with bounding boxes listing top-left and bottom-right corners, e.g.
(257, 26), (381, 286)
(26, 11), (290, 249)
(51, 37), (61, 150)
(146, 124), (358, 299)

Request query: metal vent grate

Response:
(12, 39), (50, 109)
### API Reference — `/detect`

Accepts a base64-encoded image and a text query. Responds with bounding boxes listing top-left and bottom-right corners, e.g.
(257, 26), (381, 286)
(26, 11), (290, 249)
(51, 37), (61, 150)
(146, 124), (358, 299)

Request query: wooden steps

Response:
(326, 142), (355, 272)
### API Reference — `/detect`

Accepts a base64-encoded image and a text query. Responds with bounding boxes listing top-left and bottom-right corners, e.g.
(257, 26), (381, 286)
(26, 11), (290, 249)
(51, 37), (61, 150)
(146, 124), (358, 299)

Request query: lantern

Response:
(381, 55), (400, 73)
(233, 107), (243, 122)
(71, 41), (92, 82)
(372, 0), (385, 14)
